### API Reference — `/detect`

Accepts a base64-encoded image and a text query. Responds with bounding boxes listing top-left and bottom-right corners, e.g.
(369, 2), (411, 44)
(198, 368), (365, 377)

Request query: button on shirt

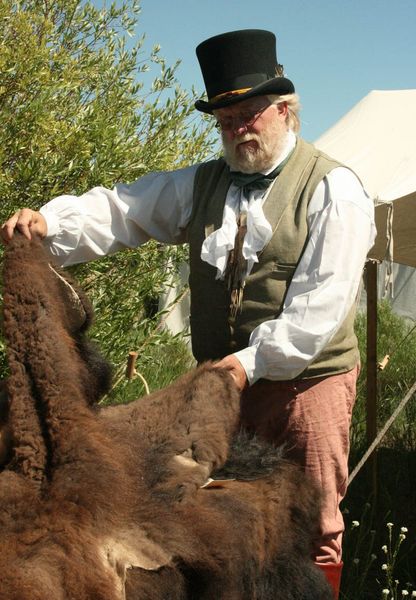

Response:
(40, 135), (376, 384)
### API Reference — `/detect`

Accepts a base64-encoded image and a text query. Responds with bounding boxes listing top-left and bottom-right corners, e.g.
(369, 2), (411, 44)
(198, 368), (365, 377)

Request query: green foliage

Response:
(341, 504), (377, 599)
(0, 0), (214, 214)
(353, 301), (416, 452)
(0, 0), (214, 388)
(379, 522), (414, 599)
(72, 242), (194, 400)
(341, 508), (415, 599)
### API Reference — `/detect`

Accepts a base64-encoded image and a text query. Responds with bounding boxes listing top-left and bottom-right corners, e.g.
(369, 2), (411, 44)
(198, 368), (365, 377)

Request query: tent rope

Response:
(383, 202), (395, 297)
(348, 379), (416, 484)
(350, 316), (416, 483)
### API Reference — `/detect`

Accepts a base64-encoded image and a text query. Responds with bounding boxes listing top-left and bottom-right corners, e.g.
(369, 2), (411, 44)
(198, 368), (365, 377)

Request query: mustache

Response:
(226, 133), (260, 150)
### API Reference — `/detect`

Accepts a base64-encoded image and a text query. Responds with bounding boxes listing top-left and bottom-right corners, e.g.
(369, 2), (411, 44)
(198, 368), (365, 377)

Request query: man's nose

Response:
(230, 118), (248, 135)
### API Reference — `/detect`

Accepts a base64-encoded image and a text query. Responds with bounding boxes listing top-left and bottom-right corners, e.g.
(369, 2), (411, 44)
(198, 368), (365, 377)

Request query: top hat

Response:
(195, 29), (295, 114)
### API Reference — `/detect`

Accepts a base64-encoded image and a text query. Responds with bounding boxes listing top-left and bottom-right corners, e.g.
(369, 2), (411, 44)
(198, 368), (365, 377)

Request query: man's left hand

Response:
(213, 355), (248, 392)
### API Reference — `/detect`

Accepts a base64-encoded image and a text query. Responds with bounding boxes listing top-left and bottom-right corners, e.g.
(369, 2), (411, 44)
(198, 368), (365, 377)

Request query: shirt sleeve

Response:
(40, 164), (199, 267)
(233, 167), (377, 384)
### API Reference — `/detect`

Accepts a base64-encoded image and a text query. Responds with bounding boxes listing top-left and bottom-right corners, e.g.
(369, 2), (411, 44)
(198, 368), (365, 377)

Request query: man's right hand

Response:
(1, 209), (47, 244)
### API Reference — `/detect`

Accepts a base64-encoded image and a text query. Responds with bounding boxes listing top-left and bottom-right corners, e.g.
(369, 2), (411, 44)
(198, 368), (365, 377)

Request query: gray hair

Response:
(267, 93), (301, 133)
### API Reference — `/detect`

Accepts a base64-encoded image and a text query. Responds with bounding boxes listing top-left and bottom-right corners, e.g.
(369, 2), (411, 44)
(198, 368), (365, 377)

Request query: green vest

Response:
(188, 138), (360, 379)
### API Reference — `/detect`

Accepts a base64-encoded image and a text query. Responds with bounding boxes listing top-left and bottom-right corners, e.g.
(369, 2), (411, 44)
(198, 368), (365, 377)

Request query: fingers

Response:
(1, 209), (47, 244)
(1, 212), (19, 243)
(213, 355), (248, 392)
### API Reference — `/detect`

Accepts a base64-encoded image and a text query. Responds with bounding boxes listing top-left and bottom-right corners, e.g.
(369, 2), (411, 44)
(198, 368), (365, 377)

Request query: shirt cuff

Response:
(39, 207), (60, 239)
(233, 345), (268, 385)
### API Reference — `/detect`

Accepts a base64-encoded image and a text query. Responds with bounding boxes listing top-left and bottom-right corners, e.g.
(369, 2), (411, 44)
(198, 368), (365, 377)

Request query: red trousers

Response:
(240, 366), (358, 564)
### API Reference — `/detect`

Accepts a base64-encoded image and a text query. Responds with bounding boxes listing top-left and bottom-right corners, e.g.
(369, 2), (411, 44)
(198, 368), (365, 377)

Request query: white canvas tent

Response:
(315, 89), (416, 320)
(315, 89), (416, 454)
(315, 90), (416, 208)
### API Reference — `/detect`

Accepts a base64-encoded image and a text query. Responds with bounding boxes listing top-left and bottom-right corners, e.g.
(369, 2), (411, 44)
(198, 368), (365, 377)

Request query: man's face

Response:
(213, 96), (289, 173)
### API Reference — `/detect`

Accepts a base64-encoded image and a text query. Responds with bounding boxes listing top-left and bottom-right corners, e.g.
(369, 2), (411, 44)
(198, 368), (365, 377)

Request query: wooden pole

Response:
(365, 260), (378, 495)
(126, 351), (138, 380)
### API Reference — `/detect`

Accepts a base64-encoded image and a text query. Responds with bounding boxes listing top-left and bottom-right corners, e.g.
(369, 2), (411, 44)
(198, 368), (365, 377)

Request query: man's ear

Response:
(276, 101), (288, 119)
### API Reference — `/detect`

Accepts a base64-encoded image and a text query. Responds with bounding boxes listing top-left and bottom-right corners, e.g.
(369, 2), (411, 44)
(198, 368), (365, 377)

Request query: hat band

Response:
(210, 87), (252, 103)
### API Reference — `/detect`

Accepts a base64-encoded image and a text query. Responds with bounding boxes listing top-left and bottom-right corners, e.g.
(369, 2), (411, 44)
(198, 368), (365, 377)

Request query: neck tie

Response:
(224, 211), (247, 319)
(229, 150), (293, 194)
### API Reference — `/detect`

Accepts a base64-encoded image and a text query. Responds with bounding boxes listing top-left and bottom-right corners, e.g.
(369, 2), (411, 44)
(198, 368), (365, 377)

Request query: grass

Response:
(100, 333), (195, 406)
(340, 302), (416, 598)
(341, 449), (416, 598)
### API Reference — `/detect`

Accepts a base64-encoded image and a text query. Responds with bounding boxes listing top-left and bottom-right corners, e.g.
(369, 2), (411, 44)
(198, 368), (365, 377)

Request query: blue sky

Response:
(135, 0), (415, 142)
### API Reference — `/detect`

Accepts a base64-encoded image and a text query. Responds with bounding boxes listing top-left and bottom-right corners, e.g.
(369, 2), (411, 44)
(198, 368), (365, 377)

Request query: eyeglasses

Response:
(214, 103), (271, 133)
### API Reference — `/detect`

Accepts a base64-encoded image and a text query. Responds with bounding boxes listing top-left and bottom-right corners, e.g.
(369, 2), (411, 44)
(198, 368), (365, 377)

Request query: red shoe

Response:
(316, 561), (343, 599)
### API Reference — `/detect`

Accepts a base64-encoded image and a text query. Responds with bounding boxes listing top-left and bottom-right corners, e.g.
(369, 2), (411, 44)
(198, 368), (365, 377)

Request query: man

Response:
(2, 29), (375, 598)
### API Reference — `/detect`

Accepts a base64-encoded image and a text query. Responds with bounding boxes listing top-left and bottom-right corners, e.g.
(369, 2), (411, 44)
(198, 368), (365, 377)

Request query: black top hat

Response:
(195, 29), (295, 114)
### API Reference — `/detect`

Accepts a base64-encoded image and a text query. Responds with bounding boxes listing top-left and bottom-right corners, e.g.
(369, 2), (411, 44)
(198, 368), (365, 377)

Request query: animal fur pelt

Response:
(0, 234), (332, 600)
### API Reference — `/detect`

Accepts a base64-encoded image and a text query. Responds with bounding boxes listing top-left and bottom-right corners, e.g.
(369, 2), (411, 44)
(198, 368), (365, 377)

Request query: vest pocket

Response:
(271, 262), (297, 281)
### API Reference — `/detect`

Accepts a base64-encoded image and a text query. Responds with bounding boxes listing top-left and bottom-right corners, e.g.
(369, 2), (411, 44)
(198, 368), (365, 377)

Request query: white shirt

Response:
(201, 131), (297, 279)
(40, 138), (376, 384)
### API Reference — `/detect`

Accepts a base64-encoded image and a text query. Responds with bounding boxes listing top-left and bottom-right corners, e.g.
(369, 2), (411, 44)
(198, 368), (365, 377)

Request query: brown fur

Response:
(0, 234), (331, 600)
(0, 382), (12, 464)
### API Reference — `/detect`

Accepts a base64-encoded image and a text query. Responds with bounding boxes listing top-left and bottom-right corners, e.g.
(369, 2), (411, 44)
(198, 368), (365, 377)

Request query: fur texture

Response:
(0, 234), (331, 600)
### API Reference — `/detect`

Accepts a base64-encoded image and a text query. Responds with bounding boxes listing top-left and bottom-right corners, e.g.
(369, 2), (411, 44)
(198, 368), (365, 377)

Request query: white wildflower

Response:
(387, 522), (394, 529)
(402, 591), (409, 597)
(382, 545), (388, 553)
(352, 520), (360, 528)
(400, 527), (408, 533)
(382, 564), (388, 571)
(382, 590), (390, 597)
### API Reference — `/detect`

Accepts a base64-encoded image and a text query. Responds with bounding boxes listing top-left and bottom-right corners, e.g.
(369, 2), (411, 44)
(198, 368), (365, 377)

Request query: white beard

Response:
(222, 119), (289, 173)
